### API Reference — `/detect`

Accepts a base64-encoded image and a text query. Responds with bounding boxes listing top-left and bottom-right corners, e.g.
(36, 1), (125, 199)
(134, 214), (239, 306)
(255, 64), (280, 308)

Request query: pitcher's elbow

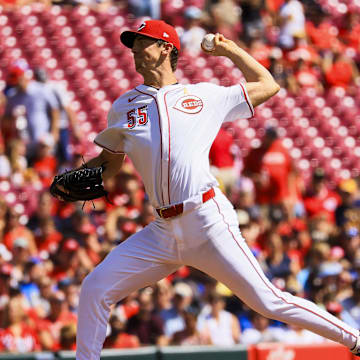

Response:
(271, 81), (281, 96)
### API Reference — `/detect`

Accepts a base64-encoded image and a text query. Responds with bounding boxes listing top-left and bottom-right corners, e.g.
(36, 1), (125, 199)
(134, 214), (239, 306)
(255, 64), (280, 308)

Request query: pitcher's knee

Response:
(80, 270), (108, 305)
(253, 303), (276, 319)
(252, 290), (294, 320)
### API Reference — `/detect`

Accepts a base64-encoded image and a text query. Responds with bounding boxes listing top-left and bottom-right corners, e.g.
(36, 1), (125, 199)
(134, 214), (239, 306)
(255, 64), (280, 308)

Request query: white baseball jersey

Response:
(76, 81), (359, 360)
(94, 83), (254, 208)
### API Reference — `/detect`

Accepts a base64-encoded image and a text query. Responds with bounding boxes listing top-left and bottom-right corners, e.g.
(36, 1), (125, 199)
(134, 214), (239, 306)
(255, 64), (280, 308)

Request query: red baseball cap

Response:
(63, 238), (79, 252)
(120, 20), (180, 51)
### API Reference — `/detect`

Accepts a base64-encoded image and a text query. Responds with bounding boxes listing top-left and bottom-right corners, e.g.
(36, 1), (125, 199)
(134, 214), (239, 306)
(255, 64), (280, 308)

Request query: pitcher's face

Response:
(131, 35), (163, 75)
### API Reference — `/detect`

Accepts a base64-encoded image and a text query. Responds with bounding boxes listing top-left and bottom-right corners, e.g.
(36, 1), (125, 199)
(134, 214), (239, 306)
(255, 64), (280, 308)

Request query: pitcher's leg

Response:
(76, 227), (179, 360)
(183, 197), (359, 350)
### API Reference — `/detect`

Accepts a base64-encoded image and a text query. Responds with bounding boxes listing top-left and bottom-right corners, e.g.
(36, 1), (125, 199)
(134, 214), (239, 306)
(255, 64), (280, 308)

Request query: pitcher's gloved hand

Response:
(50, 166), (107, 202)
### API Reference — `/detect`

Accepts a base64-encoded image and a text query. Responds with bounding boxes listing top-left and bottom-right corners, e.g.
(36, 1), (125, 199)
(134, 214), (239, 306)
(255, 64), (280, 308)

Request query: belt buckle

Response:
(158, 207), (168, 218)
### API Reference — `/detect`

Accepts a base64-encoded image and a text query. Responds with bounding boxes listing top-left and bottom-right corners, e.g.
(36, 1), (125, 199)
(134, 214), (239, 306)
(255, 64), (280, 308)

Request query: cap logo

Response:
(163, 32), (169, 38)
(138, 23), (146, 31)
(173, 95), (203, 114)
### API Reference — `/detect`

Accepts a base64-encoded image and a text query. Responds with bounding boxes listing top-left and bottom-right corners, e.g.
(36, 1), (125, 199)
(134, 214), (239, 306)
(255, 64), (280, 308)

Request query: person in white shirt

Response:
(180, 7), (206, 55)
(241, 311), (282, 345)
(198, 293), (241, 345)
(278, 0), (306, 49)
(52, 19), (360, 360)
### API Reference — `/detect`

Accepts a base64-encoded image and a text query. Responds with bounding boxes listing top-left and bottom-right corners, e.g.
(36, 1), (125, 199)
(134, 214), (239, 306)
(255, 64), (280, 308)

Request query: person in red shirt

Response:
(322, 50), (359, 90)
(243, 127), (297, 210)
(287, 58), (323, 94)
(249, 39), (273, 70)
(209, 127), (237, 197)
(35, 217), (63, 256)
(103, 314), (140, 349)
(306, 15), (342, 52)
(50, 238), (81, 282)
(3, 207), (37, 256)
(36, 293), (77, 351)
(32, 135), (58, 188)
(339, 13), (360, 51)
(0, 296), (40, 352)
(303, 168), (341, 223)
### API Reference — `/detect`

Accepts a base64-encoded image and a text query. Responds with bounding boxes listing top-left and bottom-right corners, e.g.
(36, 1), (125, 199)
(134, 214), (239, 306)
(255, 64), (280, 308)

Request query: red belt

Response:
(156, 188), (215, 219)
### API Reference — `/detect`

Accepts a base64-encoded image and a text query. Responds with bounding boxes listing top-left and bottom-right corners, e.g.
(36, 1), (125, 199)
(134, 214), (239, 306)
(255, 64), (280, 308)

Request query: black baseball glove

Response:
(50, 166), (107, 202)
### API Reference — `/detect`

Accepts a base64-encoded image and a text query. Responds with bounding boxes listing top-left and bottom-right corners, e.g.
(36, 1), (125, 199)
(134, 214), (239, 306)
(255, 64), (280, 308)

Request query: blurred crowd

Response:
(0, 0), (360, 355)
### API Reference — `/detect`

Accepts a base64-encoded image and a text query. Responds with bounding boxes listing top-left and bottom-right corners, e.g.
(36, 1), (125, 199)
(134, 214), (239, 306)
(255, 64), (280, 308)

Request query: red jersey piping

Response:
(239, 83), (254, 117)
(134, 87), (165, 205)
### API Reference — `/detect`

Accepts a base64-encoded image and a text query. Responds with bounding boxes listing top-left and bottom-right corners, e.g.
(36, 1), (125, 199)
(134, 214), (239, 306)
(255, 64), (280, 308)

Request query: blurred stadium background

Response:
(0, 0), (360, 358)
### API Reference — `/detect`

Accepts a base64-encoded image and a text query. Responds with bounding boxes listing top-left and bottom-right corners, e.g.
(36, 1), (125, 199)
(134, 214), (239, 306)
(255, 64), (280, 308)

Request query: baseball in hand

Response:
(202, 33), (215, 51)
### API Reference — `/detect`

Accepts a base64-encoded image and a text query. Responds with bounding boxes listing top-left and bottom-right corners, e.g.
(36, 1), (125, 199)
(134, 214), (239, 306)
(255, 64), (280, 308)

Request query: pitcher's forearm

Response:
(84, 151), (125, 181)
(206, 34), (280, 106)
(226, 46), (276, 84)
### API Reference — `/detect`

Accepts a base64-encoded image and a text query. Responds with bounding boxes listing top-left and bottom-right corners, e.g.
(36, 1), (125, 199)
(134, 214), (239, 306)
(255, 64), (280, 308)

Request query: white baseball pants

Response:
(76, 188), (358, 360)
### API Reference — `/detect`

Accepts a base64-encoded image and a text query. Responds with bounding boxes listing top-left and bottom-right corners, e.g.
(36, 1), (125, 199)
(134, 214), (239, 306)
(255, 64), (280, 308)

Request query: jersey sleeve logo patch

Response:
(173, 95), (203, 114)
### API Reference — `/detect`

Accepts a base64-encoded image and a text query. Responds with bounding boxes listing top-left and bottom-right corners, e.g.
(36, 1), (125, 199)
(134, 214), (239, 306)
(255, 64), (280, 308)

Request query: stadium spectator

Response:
(36, 293), (77, 351)
(154, 280), (173, 313)
(340, 12), (360, 52)
(208, 0), (242, 41)
(249, 38), (273, 69)
(240, 311), (281, 344)
(0, 140), (11, 179)
(240, 0), (266, 44)
(0, 198), (8, 243)
(3, 207), (37, 256)
(103, 314), (140, 349)
(322, 49), (360, 91)
(268, 49), (291, 89)
(287, 58), (324, 94)
(50, 238), (82, 282)
(0, 295), (40, 352)
(181, 6), (206, 56)
(278, 0), (306, 49)
(5, 138), (28, 177)
(34, 217), (62, 258)
(0, 263), (13, 323)
(33, 135), (58, 189)
(172, 311), (209, 345)
(313, 261), (343, 304)
(341, 279), (360, 329)
(305, 13), (341, 52)
(303, 168), (341, 223)
(27, 191), (56, 232)
(243, 127), (296, 211)
(279, 322), (327, 344)
(58, 279), (80, 314)
(160, 282), (194, 340)
(2, 63), (60, 162)
(128, 0), (160, 19)
(197, 292), (241, 346)
(126, 288), (168, 345)
(209, 127), (237, 197)
(33, 68), (81, 166)
(114, 291), (140, 322)
(335, 178), (360, 228)
(59, 323), (77, 350)
(19, 260), (46, 309)
(264, 231), (296, 281)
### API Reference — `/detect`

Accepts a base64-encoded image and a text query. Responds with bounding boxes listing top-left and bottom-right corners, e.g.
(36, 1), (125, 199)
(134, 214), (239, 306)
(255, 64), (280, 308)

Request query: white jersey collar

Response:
(136, 83), (181, 93)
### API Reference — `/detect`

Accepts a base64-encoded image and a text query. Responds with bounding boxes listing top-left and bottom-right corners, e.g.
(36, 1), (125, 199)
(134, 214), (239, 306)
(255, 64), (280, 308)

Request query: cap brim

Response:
(120, 31), (168, 49)
(120, 31), (137, 48)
